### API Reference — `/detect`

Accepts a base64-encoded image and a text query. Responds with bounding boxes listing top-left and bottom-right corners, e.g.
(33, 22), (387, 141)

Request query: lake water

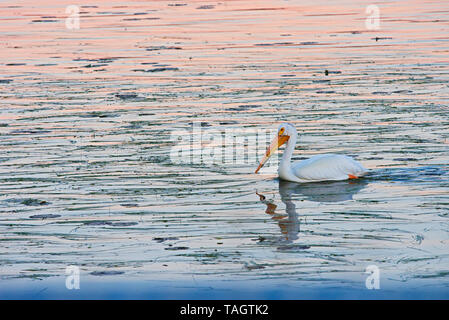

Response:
(0, 0), (448, 299)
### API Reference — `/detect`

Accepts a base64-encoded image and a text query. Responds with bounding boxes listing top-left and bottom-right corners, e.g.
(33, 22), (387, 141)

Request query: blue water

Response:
(1, 277), (448, 300)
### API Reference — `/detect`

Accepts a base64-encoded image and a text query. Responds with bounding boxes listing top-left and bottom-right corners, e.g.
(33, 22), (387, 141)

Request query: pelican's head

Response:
(255, 123), (296, 174)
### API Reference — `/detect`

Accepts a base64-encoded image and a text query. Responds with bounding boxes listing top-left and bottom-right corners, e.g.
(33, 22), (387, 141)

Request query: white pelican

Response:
(255, 123), (367, 183)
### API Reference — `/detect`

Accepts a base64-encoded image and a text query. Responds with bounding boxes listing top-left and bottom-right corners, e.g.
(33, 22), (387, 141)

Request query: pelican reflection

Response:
(257, 179), (368, 244)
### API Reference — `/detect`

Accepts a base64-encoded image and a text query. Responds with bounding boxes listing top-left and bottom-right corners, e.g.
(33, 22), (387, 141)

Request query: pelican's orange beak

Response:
(255, 134), (289, 173)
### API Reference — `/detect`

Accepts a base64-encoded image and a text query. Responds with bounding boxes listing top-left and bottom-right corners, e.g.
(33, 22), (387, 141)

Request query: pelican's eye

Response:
(279, 128), (285, 136)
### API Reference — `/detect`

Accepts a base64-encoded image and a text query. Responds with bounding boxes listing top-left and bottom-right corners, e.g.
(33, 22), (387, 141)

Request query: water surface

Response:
(0, 0), (448, 298)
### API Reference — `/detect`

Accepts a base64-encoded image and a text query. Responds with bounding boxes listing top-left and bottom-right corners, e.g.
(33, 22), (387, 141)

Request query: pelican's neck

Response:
(278, 129), (303, 183)
(280, 133), (296, 167)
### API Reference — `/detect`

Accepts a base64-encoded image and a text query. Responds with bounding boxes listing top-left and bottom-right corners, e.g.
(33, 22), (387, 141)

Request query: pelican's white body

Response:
(279, 153), (367, 183)
(275, 124), (367, 183)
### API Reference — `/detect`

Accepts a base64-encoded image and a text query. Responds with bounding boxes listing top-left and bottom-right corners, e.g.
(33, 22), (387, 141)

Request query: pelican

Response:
(255, 123), (367, 183)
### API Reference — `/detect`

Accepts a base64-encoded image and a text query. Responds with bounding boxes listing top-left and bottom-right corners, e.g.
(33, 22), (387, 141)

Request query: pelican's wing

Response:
(291, 154), (367, 182)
